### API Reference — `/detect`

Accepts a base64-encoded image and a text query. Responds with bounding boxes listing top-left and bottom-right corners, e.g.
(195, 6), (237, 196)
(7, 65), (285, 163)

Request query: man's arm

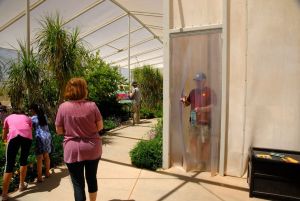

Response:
(129, 89), (135, 99)
(197, 104), (212, 113)
(181, 94), (191, 107)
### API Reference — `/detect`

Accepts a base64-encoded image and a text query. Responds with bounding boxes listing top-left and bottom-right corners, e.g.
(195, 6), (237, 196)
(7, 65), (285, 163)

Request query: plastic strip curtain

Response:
(170, 30), (222, 175)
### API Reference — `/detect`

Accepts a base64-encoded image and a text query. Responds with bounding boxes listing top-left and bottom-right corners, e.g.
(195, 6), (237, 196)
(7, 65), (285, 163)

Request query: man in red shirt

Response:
(181, 72), (216, 170)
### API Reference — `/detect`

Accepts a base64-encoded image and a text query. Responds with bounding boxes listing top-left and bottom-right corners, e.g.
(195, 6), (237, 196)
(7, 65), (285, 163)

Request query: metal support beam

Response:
(219, 0), (229, 176)
(111, 47), (162, 64)
(26, 0), (30, 54)
(110, 0), (163, 44)
(163, 0), (171, 170)
(90, 26), (143, 52)
(0, 0), (45, 32)
(169, 24), (222, 34)
(145, 24), (163, 30)
(118, 55), (163, 68)
(63, 0), (105, 25)
(106, 44), (120, 51)
(130, 62), (163, 70)
(102, 36), (154, 59)
(143, 61), (163, 66)
(80, 13), (127, 39)
(128, 15), (131, 84)
(130, 11), (163, 18)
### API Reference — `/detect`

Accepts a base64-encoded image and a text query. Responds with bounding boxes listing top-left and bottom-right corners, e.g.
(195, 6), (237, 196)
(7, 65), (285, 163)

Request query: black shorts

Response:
(5, 135), (32, 173)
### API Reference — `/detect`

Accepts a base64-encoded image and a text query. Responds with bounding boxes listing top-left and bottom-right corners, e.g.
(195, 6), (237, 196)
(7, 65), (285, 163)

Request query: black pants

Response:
(5, 135), (32, 173)
(66, 159), (100, 201)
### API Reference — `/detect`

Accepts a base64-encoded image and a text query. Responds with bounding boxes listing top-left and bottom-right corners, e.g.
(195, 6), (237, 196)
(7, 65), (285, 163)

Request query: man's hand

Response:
(195, 107), (206, 113)
(180, 96), (187, 103)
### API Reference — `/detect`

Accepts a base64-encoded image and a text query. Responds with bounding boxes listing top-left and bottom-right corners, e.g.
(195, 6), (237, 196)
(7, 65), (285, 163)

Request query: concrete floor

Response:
(5, 119), (266, 201)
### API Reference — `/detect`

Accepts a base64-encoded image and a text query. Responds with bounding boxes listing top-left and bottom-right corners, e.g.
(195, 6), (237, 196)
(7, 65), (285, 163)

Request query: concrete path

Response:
(6, 119), (266, 201)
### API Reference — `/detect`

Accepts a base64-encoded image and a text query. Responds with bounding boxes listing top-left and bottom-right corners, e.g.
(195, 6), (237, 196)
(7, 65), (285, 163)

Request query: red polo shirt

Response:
(187, 87), (216, 125)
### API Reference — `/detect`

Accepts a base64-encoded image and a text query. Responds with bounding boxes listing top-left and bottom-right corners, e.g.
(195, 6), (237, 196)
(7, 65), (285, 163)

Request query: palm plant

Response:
(36, 14), (86, 103)
(6, 42), (41, 108)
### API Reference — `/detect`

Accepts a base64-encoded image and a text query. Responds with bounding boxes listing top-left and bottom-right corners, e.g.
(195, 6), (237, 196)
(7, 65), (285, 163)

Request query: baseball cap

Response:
(193, 72), (206, 81)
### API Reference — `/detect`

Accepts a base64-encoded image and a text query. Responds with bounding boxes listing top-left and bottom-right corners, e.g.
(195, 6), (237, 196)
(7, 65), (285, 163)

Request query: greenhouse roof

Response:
(0, 0), (163, 70)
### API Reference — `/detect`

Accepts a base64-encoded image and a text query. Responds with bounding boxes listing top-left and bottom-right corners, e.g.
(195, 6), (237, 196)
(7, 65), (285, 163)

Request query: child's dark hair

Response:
(30, 104), (47, 127)
(12, 108), (25, 114)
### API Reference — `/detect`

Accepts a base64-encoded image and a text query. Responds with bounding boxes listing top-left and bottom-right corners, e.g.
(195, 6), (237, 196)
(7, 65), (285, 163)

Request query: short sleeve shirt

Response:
(3, 114), (32, 141)
(131, 87), (141, 104)
(55, 100), (102, 163)
(187, 87), (216, 124)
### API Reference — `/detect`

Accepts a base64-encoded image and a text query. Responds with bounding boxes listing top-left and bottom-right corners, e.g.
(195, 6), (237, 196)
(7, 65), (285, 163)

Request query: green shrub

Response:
(104, 117), (120, 131)
(130, 119), (163, 170)
(50, 132), (64, 167)
(140, 108), (155, 119)
(84, 52), (128, 120)
(132, 66), (163, 120)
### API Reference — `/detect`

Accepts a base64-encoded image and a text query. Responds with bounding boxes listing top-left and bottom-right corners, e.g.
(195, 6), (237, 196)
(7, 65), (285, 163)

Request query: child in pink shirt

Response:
(1, 111), (32, 200)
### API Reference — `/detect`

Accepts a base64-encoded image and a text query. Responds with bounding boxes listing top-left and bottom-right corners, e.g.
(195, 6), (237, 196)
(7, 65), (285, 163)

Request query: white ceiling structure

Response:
(0, 0), (163, 71)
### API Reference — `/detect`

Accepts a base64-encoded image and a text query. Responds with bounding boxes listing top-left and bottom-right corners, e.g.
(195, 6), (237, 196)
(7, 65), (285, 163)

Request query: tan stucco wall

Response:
(171, 0), (222, 29)
(226, 0), (300, 176)
(168, 0), (300, 176)
(226, 0), (248, 176)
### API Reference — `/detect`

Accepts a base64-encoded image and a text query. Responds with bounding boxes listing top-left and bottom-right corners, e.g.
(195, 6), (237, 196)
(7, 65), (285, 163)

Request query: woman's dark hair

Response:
(30, 104), (47, 127)
(12, 108), (25, 114)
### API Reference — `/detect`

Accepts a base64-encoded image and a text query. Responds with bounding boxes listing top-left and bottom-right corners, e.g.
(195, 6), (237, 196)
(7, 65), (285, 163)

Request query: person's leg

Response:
(43, 153), (51, 177)
(36, 154), (43, 181)
(2, 173), (12, 199)
(66, 162), (86, 201)
(136, 104), (141, 124)
(132, 104), (137, 125)
(19, 137), (32, 190)
(84, 159), (100, 201)
(2, 136), (20, 198)
(199, 126), (211, 170)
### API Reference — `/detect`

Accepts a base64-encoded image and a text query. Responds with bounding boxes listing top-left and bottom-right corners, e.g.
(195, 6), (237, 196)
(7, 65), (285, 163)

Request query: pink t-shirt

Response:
(55, 100), (102, 163)
(3, 114), (32, 142)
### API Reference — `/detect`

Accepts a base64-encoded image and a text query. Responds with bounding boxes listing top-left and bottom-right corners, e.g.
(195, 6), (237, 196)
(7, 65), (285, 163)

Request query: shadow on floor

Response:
(109, 200), (135, 201)
(9, 167), (69, 201)
(106, 131), (146, 141)
(101, 158), (249, 201)
(101, 158), (249, 192)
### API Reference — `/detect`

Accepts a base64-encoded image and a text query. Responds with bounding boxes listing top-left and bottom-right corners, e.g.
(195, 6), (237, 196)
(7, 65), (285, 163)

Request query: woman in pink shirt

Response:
(55, 78), (103, 201)
(1, 110), (32, 201)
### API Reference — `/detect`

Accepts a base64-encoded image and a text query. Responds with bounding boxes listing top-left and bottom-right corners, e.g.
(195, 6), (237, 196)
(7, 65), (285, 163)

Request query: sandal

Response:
(2, 195), (9, 201)
(37, 179), (44, 183)
(19, 182), (28, 191)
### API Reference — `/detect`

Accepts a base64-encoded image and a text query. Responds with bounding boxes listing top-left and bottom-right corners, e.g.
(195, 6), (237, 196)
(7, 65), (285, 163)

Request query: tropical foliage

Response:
(6, 42), (41, 109)
(36, 14), (87, 103)
(84, 52), (126, 119)
(133, 66), (163, 118)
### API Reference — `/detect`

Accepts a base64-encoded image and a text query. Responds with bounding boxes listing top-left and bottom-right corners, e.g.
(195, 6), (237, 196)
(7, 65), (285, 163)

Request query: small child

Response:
(30, 104), (52, 182)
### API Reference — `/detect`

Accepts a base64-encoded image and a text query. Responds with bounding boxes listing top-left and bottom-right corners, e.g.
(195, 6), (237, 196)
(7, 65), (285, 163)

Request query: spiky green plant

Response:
(36, 14), (87, 103)
(6, 41), (41, 108)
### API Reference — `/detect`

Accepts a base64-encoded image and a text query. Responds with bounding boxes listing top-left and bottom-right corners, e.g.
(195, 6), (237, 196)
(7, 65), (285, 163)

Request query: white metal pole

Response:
(219, 0), (229, 176)
(128, 14), (131, 84)
(162, 0), (171, 169)
(26, 0), (30, 54)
